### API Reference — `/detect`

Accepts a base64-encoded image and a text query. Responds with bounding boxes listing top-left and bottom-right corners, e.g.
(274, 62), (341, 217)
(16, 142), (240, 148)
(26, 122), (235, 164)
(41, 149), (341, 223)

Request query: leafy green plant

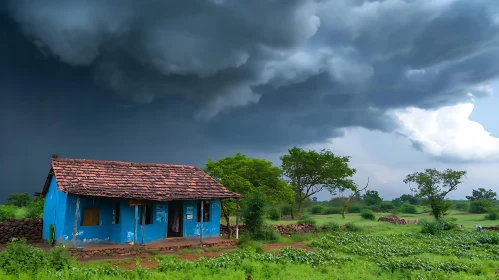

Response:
(485, 211), (498, 220)
(297, 216), (317, 225)
(344, 222), (362, 232)
(324, 221), (340, 233)
(25, 198), (45, 218)
(237, 236), (265, 253)
(267, 206), (281, 221)
(360, 209), (376, 221)
(400, 202), (417, 214)
(0, 205), (16, 222)
(310, 205), (325, 214)
(242, 192), (267, 238)
(0, 238), (47, 275)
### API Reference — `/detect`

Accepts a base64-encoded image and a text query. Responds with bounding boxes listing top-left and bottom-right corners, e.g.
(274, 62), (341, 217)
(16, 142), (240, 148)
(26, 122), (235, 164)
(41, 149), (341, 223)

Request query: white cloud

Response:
(392, 103), (499, 161)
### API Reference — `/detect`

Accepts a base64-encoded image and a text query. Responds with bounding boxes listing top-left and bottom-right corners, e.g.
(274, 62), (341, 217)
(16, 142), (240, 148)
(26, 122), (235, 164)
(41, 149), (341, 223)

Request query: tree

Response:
(342, 178), (369, 218)
(466, 188), (497, 201)
(363, 190), (382, 206)
(6, 193), (31, 207)
(403, 168), (466, 220)
(280, 147), (356, 216)
(204, 153), (294, 226)
(242, 192), (267, 238)
(469, 199), (494, 213)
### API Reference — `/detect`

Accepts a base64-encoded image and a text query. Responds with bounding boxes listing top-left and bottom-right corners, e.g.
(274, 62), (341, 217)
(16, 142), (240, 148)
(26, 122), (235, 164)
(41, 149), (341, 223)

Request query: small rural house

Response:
(40, 156), (241, 245)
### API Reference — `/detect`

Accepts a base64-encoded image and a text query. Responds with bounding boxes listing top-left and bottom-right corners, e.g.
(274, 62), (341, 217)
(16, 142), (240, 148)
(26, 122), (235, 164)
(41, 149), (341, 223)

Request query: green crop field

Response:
(1, 211), (499, 279)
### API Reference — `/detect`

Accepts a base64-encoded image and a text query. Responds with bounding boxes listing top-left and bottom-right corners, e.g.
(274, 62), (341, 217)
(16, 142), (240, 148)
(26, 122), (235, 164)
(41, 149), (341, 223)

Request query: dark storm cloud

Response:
(3, 0), (499, 201)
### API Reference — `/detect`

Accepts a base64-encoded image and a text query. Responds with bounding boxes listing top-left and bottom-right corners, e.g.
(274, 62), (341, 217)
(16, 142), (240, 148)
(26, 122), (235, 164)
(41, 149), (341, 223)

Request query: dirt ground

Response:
(105, 242), (308, 270)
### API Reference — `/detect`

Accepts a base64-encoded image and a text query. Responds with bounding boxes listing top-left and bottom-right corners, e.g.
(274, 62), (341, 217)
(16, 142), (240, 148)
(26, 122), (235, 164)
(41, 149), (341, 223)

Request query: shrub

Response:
(45, 244), (74, 270)
(323, 207), (342, 215)
(297, 216), (317, 225)
(0, 238), (47, 275)
(469, 199), (494, 214)
(485, 211), (499, 220)
(0, 205), (16, 222)
(237, 236), (265, 253)
(310, 205), (325, 215)
(368, 205), (382, 213)
(255, 227), (280, 243)
(267, 206), (281, 221)
(347, 204), (365, 213)
(379, 202), (396, 213)
(25, 198), (44, 218)
(454, 201), (470, 212)
(400, 203), (418, 214)
(419, 218), (456, 235)
(360, 209), (376, 221)
(280, 205), (293, 216)
(344, 222), (362, 232)
(324, 221), (340, 233)
(242, 192), (267, 238)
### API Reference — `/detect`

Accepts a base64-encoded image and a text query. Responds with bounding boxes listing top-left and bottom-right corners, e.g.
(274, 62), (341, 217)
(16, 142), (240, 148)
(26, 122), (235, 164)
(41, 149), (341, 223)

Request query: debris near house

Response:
(378, 215), (418, 225)
(0, 218), (43, 244)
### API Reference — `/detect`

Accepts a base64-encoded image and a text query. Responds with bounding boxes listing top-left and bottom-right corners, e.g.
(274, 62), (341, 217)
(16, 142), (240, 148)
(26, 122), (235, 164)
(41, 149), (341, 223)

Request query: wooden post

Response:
(141, 206), (145, 245)
(200, 200), (204, 243)
(134, 205), (138, 244)
(72, 196), (80, 243)
(235, 198), (240, 240)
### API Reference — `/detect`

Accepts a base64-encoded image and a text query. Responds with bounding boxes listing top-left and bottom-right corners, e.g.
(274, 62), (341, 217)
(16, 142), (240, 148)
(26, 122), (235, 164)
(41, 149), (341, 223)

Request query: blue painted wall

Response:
(42, 177), (68, 242)
(183, 199), (221, 238)
(43, 178), (221, 245)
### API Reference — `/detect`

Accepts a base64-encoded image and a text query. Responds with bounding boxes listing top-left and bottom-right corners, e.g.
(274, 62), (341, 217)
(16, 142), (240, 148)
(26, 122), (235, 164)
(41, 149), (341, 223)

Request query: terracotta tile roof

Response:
(42, 157), (241, 201)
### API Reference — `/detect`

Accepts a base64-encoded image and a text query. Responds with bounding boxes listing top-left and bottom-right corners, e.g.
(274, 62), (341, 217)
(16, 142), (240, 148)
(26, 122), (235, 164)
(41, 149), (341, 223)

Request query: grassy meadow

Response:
(1, 210), (499, 279)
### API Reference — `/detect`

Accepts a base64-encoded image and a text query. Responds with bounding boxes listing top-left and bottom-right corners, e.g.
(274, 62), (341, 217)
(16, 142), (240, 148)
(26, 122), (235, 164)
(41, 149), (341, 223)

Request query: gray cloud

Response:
(4, 0), (499, 201)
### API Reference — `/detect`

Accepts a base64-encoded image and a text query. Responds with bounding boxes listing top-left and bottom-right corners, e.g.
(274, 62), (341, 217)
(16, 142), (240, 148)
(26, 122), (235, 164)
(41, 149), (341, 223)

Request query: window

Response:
(197, 200), (210, 222)
(140, 205), (153, 225)
(81, 207), (100, 226)
(113, 202), (120, 224)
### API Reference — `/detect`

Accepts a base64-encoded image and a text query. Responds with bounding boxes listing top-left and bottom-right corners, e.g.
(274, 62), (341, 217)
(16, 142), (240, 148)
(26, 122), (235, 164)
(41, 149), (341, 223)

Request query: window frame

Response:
(113, 202), (120, 224)
(141, 204), (153, 225)
(81, 207), (100, 226)
(197, 200), (211, 222)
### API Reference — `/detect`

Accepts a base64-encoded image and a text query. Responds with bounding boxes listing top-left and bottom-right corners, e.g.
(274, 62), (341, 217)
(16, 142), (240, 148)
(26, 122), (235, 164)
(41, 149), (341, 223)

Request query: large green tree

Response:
(280, 147), (356, 215)
(204, 153), (294, 226)
(404, 168), (466, 220)
(466, 188), (497, 201)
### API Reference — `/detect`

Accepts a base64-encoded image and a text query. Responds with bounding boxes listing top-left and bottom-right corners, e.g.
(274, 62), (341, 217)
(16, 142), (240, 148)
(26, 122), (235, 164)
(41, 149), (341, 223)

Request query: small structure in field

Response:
(39, 155), (241, 246)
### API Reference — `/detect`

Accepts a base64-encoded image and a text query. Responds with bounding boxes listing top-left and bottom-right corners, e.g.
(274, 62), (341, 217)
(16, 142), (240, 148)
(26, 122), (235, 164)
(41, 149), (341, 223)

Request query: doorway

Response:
(167, 201), (183, 237)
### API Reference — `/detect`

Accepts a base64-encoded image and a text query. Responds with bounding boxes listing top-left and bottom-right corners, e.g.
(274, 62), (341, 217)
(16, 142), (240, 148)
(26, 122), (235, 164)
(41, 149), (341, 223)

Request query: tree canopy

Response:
(6, 193), (31, 207)
(466, 188), (497, 201)
(363, 190), (382, 206)
(404, 168), (466, 220)
(204, 153), (294, 225)
(280, 147), (356, 214)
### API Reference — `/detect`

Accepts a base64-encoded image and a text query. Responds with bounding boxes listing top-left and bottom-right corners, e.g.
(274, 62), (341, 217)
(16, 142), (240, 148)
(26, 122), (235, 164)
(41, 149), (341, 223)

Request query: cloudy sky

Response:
(2, 0), (499, 202)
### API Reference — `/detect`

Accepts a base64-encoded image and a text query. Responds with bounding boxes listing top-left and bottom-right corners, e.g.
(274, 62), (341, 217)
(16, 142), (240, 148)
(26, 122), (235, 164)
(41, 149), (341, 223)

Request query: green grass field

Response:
(2, 211), (499, 279)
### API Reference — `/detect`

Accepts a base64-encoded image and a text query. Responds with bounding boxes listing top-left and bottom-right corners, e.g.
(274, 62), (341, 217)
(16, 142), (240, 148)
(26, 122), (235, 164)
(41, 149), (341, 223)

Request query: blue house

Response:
(40, 156), (241, 245)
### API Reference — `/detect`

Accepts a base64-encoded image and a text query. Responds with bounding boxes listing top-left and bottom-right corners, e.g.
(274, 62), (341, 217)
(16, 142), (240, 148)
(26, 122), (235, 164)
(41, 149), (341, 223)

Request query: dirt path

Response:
(104, 242), (308, 270)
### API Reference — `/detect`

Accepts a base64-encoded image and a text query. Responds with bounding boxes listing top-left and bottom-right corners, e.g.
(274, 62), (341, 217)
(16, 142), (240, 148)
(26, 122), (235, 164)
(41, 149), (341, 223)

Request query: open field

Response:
(1, 212), (499, 279)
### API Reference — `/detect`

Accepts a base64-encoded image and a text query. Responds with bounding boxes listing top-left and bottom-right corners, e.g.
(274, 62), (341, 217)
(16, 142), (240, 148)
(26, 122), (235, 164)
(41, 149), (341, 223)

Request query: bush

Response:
(469, 199), (494, 214)
(400, 203), (418, 214)
(344, 222), (362, 232)
(255, 227), (281, 243)
(379, 202), (396, 212)
(46, 244), (74, 270)
(485, 211), (499, 220)
(324, 221), (340, 233)
(454, 201), (470, 212)
(323, 207), (342, 215)
(267, 206), (281, 221)
(0, 205), (16, 222)
(347, 204), (365, 213)
(310, 205), (325, 215)
(0, 238), (47, 275)
(360, 209), (376, 221)
(419, 218), (456, 235)
(368, 205), (382, 213)
(25, 198), (44, 218)
(242, 192), (267, 238)
(280, 205), (293, 216)
(237, 236), (265, 253)
(297, 216), (317, 225)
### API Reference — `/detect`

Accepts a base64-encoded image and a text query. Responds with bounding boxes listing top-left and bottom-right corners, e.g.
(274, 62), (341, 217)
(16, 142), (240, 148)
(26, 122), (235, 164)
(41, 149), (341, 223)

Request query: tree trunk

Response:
(221, 202), (231, 227)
